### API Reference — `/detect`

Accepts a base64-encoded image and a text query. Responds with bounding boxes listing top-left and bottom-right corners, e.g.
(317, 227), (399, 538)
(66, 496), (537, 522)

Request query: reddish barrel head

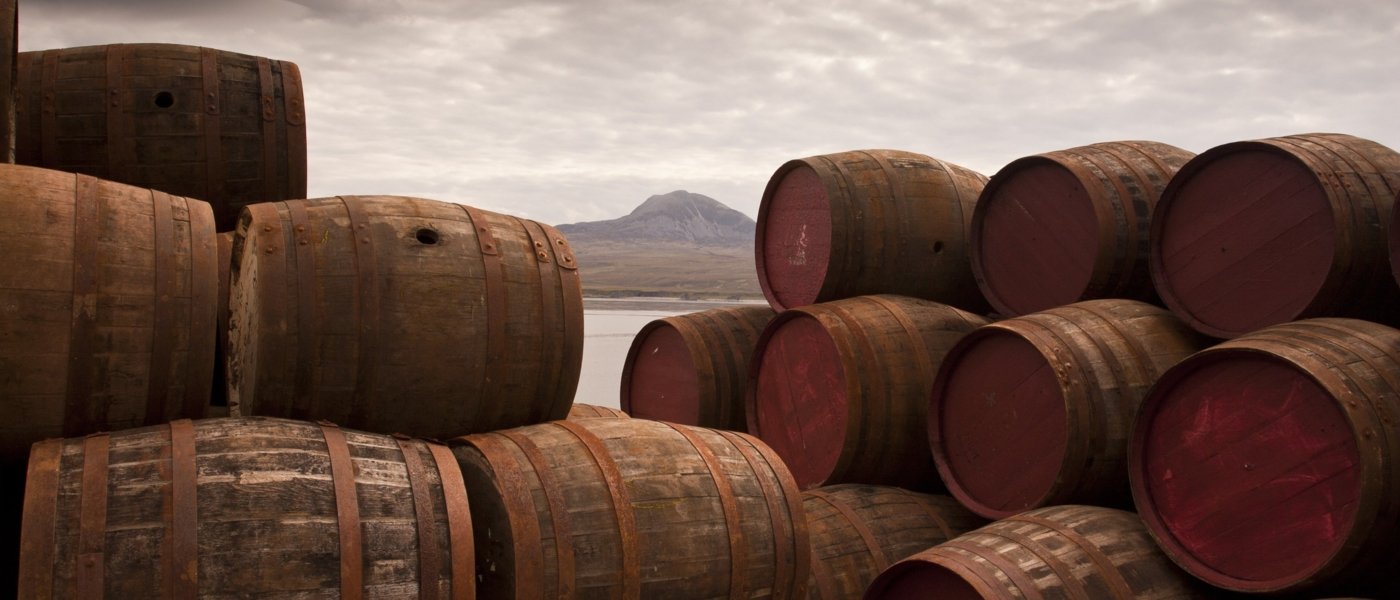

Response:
(751, 312), (849, 488)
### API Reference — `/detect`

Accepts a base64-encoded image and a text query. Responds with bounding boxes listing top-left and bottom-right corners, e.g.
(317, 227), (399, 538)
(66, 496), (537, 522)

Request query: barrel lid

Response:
(620, 320), (701, 424)
(864, 557), (985, 600)
(755, 161), (832, 312)
(749, 311), (848, 489)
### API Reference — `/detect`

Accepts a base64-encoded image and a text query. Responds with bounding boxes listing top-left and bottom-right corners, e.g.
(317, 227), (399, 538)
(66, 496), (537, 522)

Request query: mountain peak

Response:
(558, 191), (755, 246)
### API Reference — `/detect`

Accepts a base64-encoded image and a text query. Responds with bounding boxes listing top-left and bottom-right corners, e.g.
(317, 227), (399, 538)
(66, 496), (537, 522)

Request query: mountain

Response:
(554, 191), (761, 299)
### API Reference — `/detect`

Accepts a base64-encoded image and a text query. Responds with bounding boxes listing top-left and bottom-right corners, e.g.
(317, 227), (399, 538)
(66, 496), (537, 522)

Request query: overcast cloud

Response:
(17, 0), (1400, 225)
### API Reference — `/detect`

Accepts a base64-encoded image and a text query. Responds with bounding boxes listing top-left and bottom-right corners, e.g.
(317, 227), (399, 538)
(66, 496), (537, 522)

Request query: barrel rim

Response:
(863, 546), (1003, 599)
(618, 317), (668, 414)
(755, 157), (830, 312)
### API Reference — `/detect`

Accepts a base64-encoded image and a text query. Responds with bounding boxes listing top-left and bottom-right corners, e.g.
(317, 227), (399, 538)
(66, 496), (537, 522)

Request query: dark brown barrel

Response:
(928, 299), (1205, 519)
(0, 163), (217, 469)
(747, 295), (988, 490)
(1150, 133), (1400, 338)
(621, 304), (775, 430)
(755, 150), (989, 313)
(452, 417), (809, 599)
(0, 0), (14, 162)
(18, 417), (474, 598)
(228, 195), (583, 439)
(566, 402), (630, 419)
(15, 43), (307, 231)
(865, 505), (1214, 599)
(1130, 318), (1400, 595)
(803, 484), (984, 600)
(971, 141), (1194, 316)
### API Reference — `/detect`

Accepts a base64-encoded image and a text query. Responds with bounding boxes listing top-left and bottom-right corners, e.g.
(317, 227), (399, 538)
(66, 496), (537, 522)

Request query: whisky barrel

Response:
(0, 164), (217, 469)
(1150, 133), (1400, 338)
(452, 418), (809, 599)
(804, 484), (984, 600)
(971, 141), (1194, 316)
(18, 417), (473, 598)
(621, 304), (775, 430)
(15, 43), (307, 230)
(747, 295), (988, 490)
(755, 150), (989, 312)
(865, 506), (1211, 599)
(929, 300), (1205, 519)
(228, 195), (583, 439)
(566, 403), (629, 419)
(1131, 318), (1400, 595)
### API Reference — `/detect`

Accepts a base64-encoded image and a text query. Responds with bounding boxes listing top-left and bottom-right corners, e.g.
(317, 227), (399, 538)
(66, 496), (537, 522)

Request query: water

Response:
(575, 297), (766, 408)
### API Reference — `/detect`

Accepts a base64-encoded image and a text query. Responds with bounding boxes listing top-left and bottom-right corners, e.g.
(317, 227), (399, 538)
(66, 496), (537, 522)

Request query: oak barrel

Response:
(1130, 318), (1400, 595)
(15, 43), (307, 230)
(1150, 133), (1400, 338)
(0, 164), (217, 469)
(803, 484), (983, 600)
(971, 141), (1194, 315)
(928, 299), (1205, 519)
(452, 417), (809, 599)
(228, 195), (583, 439)
(18, 417), (473, 598)
(865, 505), (1212, 599)
(565, 403), (629, 419)
(621, 304), (775, 431)
(755, 150), (988, 312)
(747, 295), (988, 490)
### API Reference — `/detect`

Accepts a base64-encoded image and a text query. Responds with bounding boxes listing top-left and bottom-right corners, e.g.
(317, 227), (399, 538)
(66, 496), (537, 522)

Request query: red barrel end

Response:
(750, 312), (848, 489)
(621, 321), (701, 424)
(756, 162), (833, 312)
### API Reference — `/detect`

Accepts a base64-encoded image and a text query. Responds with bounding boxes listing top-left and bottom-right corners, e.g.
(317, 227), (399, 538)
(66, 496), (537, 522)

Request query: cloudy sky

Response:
(18, 0), (1400, 225)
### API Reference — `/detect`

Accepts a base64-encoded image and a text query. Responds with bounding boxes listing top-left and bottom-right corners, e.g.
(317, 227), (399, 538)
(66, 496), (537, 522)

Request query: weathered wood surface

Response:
(866, 505), (1215, 599)
(228, 195), (583, 439)
(1132, 318), (1400, 596)
(0, 164), (216, 469)
(1150, 133), (1400, 338)
(972, 140), (1194, 316)
(565, 403), (630, 419)
(18, 417), (474, 598)
(747, 295), (987, 490)
(929, 299), (1205, 519)
(755, 149), (989, 313)
(803, 484), (984, 600)
(452, 418), (809, 599)
(15, 43), (307, 231)
(0, 0), (15, 162)
(622, 305), (775, 431)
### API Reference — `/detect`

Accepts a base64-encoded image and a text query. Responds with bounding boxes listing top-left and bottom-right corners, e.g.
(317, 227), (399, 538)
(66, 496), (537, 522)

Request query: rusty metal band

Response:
(168, 419), (199, 599)
(734, 430), (809, 600)
(424, 443), (475, 600)
(105, 44), (130, 177)
(280, 61), (307, 198)
(891, 488), (953, 541)
(38, 50), (58, 164)
(287, 200), (318, 420)
(807, 553), (839, 600)
(64, 174), (101, 436)
(717, 430), (796, 600)
(864, 295), (933, 377)
(664, 423), (748, 598)
(17, 438), (63, 599)
(466, 433), (544, 598)
(319, 422), (364, 600)
(928, 156), (975, 253)
(1066, 302), (1154, 387)
(460, 205), (506, 420)
(77, 433), (111, 599)
(1070, 149), (1138, 295)
(395, 437), (443, 600)
(540, 222), (583, 405)
(200, 48), (224, 207)
(144, 190), (176, 425)
(981, 526), (1090, 599)
(499, 429), (576, 598)
(183, 199), (217, 418)
(1009, 513), (1135, 599)
(942, 539), (1046, 600)
(342, 197), (379, 429)
(867, 152), (908, 274)
(514, 217), (563, 413)
(256, 58), (279, 203)
(823, 155), (863, 296)
(669, 317), (717, 410)
(821, 302), (880, 480)
(1023, 318), (1106, 499)
(552, 420), (640, 600)
(808, 489), (889, 572)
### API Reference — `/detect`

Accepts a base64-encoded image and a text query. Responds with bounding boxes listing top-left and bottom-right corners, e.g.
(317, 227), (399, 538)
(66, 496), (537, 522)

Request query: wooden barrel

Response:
(928, 299), (1205, 519)
(566, 402), (629, 419)
(804, 484), (984, 600)
(452, 417), (809, 599)
(0, 164), (217, 469)
(747, 295), (988, 490)
(228, 195), (582, 439)
(0, 0), (14, 162)
(1130, 318), (1400, 595)
(18, 417), (473, 598)
(865, 505), (1212, 599)
(15, 43), (307, 231)
(755, 150), (989, 312)
(1150, 133), (1400, 338)
(621, 304), (775, 430)
(971, 141), (1194, 316)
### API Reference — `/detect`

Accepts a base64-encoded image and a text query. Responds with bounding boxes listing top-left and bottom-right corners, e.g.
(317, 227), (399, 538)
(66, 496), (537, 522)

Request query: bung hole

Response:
(153, 91), (175, 108)
(415, 228), (440, 245)
(934, 241), (945, 253)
